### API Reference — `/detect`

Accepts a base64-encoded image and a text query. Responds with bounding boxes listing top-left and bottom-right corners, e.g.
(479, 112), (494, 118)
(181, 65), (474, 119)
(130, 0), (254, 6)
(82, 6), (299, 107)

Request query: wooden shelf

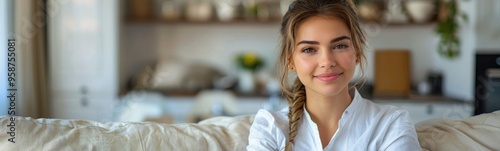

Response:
(124, 18), (282, 25)
(124, 17), (437, 27)
(360, 21), (437, 27)
(126, 18), (438, 25)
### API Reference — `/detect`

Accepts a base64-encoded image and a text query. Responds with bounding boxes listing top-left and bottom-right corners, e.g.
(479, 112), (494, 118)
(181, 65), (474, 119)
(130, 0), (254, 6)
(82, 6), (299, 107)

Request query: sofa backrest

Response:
(416, 111), (500, 151)
(0, 115), (254, 151)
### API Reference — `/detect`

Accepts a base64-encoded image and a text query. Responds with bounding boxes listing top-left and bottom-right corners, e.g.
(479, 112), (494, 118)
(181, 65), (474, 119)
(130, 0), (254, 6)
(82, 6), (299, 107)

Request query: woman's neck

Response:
(305, 87), (353, 123)
(304, 86), (353, 148)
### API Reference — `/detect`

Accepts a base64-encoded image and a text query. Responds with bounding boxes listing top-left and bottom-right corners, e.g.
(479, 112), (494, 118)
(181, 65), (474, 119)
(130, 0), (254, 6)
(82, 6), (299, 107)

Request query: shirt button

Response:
(344, 111), (348, 114)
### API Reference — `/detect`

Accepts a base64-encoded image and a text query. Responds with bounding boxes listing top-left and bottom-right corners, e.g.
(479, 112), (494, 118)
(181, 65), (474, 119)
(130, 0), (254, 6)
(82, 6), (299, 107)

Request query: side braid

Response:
(285, 79), (307, 151)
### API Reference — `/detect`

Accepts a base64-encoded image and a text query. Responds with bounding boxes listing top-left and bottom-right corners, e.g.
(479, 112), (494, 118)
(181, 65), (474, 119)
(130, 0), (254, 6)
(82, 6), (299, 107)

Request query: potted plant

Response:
(235, 52), (264, 93)
(435, 0), (468, 59)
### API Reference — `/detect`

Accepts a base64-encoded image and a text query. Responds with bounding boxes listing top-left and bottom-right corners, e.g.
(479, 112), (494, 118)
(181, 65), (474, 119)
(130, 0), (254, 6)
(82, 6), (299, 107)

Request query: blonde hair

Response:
(277, 0), (366, 150)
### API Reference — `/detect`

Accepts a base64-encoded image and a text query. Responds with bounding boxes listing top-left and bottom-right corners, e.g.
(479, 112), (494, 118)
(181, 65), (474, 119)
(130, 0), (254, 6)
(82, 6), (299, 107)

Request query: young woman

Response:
(247, 0), (421, 150)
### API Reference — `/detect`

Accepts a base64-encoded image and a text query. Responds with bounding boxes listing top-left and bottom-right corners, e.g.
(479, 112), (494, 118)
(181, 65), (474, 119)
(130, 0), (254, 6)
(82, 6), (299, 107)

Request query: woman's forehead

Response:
(295, 15), (351, 42)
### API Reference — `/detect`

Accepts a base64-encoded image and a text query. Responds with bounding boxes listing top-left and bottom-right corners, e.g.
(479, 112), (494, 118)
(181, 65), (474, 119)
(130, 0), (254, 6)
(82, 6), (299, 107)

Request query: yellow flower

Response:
(243, 52), (257, 67)
(236, 52), (264, 72)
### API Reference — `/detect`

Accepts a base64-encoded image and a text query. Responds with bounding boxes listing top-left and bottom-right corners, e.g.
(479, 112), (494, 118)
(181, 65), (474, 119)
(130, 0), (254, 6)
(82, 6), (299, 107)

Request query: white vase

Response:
(186, 0), (213, 22)
(238, 71), (255, 94)
(418, 81), (431, 95)
(405, 0), (435, 23)
(215, 0), (238, 21)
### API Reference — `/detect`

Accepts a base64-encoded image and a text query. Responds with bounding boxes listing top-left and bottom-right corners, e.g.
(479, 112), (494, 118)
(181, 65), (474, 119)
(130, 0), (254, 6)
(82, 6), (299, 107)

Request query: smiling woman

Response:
(247, 0), (422, 150)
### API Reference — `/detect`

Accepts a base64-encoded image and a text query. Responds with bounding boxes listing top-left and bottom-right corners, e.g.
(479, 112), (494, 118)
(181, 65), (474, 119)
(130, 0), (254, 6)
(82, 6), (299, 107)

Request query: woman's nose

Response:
(319, 50), (336, 68)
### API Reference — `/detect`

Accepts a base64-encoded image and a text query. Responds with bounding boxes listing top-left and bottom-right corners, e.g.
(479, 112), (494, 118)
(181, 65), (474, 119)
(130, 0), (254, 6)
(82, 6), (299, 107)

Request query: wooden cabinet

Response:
(50, 92), (110, 121)
(47, 0), (119, 122)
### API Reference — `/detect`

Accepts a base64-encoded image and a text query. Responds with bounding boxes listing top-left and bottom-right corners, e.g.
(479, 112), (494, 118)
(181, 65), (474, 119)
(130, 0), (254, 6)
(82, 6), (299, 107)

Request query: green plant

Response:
(235, 52), (264, 72)
(435, 0), (468, 59)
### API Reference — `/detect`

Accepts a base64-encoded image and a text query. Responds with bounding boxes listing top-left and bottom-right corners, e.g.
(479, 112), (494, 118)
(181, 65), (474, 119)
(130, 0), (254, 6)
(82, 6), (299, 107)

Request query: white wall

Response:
(120, 24), (163, 93)
(156, 24), (281, 76)
(476, 0), (500, 50)
(435, 0), (477, 101)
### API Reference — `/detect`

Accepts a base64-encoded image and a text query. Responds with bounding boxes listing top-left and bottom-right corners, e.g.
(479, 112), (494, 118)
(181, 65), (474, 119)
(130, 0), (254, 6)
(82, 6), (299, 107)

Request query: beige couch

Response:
(1, 111), (499, 150)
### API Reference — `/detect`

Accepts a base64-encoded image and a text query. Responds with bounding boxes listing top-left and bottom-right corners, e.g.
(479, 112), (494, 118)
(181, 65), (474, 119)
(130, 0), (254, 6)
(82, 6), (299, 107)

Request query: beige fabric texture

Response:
(417, 111), (500, 151)
(0, 111), (499, 151)
(0, 115), (253, 151)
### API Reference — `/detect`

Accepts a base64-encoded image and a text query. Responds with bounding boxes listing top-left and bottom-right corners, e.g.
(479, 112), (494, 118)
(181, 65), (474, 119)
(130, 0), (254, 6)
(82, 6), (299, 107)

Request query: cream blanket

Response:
(0, 115), (253, 151)
(0, 111), (499, 150)
(417, 111), (500, 151)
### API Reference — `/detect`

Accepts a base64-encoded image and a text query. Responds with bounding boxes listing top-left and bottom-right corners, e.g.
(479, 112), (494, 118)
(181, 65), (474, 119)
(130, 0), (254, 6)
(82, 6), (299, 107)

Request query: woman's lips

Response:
(314, 72), (343, 82)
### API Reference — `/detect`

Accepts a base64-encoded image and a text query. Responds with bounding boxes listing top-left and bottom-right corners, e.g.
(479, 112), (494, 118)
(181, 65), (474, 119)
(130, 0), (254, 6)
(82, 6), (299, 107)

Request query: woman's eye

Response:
(302, 48), (316, 53)
(334, 44), (349, 49)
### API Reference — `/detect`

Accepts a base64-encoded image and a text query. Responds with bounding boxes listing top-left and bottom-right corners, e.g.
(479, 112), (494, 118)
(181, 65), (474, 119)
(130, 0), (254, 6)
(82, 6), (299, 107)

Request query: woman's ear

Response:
(289, 64), (295, 71)
(287, 55), (295, 71)
(356, 53), (360, 63)
(288, 61), (295, 71)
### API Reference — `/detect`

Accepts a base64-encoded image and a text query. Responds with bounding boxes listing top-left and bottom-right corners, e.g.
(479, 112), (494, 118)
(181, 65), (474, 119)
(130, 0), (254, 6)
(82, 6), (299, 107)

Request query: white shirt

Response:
(247, 89), (422, 151)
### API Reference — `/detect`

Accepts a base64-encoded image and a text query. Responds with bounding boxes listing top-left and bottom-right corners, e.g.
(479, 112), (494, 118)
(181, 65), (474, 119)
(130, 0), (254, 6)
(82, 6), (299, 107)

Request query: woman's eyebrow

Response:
(330, 36), (351, 43)
(296, 36), (351, 46)
(296, 40), (319, 46)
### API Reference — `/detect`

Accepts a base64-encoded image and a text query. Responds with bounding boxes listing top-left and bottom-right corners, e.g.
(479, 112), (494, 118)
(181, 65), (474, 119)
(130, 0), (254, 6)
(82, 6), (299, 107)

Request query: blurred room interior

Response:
(0, 0), (499, 124)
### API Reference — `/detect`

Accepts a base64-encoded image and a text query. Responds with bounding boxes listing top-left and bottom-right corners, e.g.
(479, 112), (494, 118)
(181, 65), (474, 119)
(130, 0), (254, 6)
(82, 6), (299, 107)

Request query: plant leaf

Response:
(461, 13), (468, 22)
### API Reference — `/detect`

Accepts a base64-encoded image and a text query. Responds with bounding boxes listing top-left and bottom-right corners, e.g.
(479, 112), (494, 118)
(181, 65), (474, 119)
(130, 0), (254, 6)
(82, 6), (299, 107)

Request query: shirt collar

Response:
(343, 88), (362, 118)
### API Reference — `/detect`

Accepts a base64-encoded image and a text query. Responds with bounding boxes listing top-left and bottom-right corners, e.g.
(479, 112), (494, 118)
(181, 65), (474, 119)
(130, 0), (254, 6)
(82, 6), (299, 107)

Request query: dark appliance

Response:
(427, 72), (443, 95)
(475, 52), (500, 115)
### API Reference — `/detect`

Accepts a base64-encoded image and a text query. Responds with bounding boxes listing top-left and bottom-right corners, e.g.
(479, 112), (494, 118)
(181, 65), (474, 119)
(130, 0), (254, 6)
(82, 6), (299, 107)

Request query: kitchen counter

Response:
(115, 90), (472, 124)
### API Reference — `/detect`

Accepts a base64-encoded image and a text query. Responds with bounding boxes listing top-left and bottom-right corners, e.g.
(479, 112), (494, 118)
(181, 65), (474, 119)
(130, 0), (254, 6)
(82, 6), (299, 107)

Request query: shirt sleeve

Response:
(246, 109), (286, 151)
(381, 110), (422, 151)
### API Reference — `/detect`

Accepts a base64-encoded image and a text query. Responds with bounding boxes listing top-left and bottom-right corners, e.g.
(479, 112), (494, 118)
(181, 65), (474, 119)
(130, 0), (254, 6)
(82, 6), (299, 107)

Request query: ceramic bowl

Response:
(405, 0), (435, 23)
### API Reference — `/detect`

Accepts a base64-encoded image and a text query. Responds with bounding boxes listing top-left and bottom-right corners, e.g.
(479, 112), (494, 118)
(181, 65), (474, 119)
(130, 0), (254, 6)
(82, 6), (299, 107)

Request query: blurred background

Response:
(0, 0), (499, 124)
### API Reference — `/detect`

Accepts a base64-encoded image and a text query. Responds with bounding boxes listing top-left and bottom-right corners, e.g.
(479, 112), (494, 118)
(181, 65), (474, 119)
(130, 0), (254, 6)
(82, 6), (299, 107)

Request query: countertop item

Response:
(374, 50), (411, 97)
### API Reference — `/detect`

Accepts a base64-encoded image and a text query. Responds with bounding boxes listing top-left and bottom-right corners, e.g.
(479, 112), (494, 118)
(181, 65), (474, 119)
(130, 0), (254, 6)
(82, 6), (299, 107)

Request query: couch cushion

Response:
(416, 111), (500, 151)
(0, 115), (254, 151)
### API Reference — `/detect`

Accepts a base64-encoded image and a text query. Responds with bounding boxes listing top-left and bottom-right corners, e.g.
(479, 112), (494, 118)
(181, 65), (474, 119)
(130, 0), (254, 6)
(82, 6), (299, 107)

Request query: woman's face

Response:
(291, 15), (357, 97)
